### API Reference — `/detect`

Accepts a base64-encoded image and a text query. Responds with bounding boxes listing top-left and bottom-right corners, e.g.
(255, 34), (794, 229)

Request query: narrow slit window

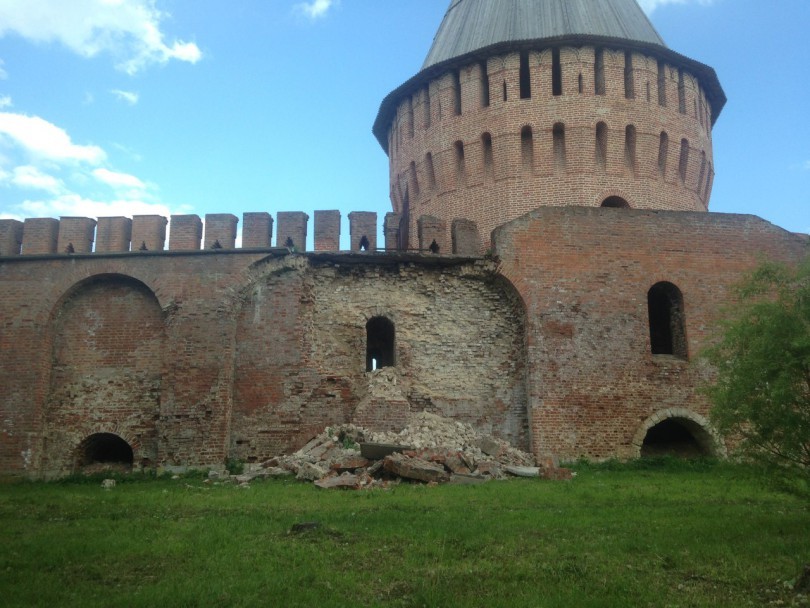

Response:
(454, 140), (466, 185)
(482, 132), (494, 180)
(521, 126), (534, 174)
(657, 61), (667, 106)
(409, 161), (420, 198)
(678, 71), (686, 114)
(519, 51), (531, 99)
(658, 132), (669, 178)
(578, 73), (583, 94)
(625, 124), (637, 175)
(595, 122), (608, 170)
(594, 48), (605, 95)
(423, 86), (432, 128)
(553, 123), (566, 170)
(697, 151), (707, 195)
(425, 152), (437, 191)
(552, 48), (562, 96)
(366, 317), (395, 371)
(480, 62), (490, 107)
(624, 52), (635, 99)
(453, 70), (462, 116)
(678, 138), (689, 184)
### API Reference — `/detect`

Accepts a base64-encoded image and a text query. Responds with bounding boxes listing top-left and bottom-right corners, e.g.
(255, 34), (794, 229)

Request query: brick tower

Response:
(373, 0), (726, 250)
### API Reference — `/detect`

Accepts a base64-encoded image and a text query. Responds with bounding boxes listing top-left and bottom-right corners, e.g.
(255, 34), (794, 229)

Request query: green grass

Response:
(1, 461), (808, 607)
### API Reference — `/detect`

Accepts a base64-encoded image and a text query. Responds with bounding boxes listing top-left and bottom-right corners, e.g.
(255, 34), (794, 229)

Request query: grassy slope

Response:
(1, 462), (807, 607)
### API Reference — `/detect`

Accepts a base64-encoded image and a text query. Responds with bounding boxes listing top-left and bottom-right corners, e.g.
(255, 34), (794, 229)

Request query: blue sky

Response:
(0, 0), (807, 250)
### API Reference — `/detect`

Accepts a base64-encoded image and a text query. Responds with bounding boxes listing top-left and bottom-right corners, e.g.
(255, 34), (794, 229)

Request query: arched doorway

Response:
(601, 196), (630, 208)
(75, 433), (134, 472)
(634, 410), (724, 459)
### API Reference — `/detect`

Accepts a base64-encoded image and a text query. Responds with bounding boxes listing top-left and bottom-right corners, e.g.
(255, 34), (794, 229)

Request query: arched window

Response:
(519, 51), (531, 99)
(594, 48), (605, 95)
(553, 123), (566, 170)
(658, 132), (669, 178)
(595, 122), (608, 170)
(366, 317), (395, 372)
(521, 126), (534, 174)
(648, 282), (687, 358)
(482, 133), (494, 180)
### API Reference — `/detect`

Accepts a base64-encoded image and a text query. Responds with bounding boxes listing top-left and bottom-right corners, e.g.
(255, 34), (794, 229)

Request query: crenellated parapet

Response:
(0, 210), (483, 257)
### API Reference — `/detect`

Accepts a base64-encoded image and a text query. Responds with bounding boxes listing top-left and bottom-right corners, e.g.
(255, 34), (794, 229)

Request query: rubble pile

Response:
(217, 412), (572, 489)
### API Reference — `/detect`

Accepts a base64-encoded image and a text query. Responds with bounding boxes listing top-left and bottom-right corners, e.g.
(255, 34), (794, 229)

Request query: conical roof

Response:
(423, 0), (665, 69)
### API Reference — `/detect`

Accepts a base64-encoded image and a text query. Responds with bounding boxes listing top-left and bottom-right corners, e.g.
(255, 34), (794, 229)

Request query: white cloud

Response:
(9, 165), (63, 193)
(0, 112), (105, 164)
(0, 58), (6, 79)
(0, 110), (181, 226)
(0, 95), (11, 108)
(638, 0), (716, 13)
(0, 0), (202, 74)
(92, 167), (145, 190)
(296, 0), (336, 20)
(110, 89), (139, 105)
(18, 193), (176, 221)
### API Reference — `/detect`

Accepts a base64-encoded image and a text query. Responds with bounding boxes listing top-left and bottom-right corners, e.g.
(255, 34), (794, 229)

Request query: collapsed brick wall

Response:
(0, 249), (528, 477)
(230, 256), (529, 463)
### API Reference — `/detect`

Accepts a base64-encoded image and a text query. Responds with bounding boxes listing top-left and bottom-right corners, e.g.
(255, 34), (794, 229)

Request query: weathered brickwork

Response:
(383, 47), (717, 250)
(231, 255), (528, 463)
(0, 2), (806, 478)
(0, 246), (531, 477)
(43, 277), (164, 476)
(493, 207), (807, 461)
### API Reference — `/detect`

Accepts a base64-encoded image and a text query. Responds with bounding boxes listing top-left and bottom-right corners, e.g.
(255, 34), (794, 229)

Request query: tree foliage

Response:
(704, 254), (810, 476)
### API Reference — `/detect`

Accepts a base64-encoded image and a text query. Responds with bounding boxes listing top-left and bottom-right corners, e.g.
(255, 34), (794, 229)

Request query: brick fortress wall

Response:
(0, 207), (805, 477)
(0, 210), (528, 477)
(493, 207), (808, 461)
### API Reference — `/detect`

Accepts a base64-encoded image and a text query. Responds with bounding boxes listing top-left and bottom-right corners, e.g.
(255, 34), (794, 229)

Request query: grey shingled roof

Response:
(423, 0), (666, 69)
